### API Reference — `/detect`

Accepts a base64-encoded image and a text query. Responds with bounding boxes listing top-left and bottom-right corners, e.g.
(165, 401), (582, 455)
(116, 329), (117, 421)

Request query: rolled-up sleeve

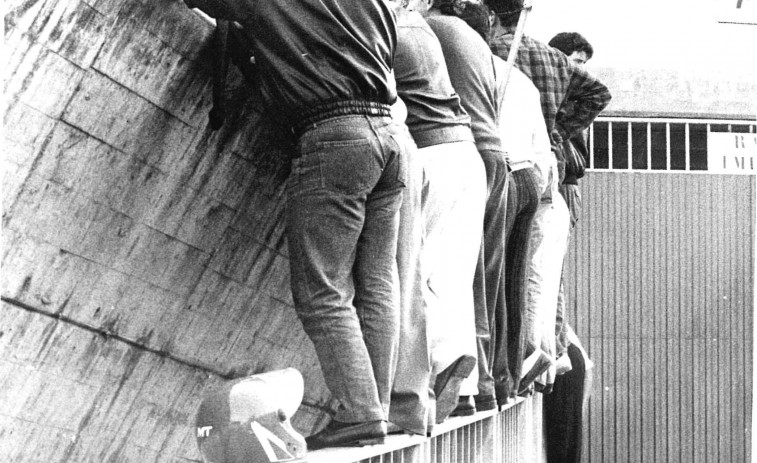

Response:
(555, 68), (611, 142)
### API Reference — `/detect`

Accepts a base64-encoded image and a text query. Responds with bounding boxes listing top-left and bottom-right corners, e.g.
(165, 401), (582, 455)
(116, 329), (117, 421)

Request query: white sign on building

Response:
(718, 0), (757, 24)
(707, 132), (757, 174)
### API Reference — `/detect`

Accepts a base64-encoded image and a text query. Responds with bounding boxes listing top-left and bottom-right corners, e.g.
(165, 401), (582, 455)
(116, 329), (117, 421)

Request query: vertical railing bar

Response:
(666, 122), (671, 171)
(608, 121), (613, 170)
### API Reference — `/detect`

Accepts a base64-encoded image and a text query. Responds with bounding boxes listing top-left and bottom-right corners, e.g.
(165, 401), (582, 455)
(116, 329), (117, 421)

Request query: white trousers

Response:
(523, 193), (570, 389)
(419, 141), (487, 396)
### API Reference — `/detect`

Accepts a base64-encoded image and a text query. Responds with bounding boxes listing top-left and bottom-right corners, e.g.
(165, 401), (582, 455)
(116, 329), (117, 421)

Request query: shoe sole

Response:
(306, 422), (387, 450)
(449, 407), (476, 417)
(473, 395), (497, 411)
(474, 401), (497, 411)
(352, 437), (386, 446)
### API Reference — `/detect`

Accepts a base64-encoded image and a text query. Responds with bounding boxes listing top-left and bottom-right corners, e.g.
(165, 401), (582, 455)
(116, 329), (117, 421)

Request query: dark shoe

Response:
(426, 399), (436, 436)
(450, 395), (476, 417)
(386, 422), (413, 435)
(496, 396), (512, 409)
(433, 355), (476, 423)
(474, 394), (497, 411)
(494, 375), (516, 404)
(305, 420), (387, 450)
(386, 422), (402, 435)
(517, 384), (534, 397)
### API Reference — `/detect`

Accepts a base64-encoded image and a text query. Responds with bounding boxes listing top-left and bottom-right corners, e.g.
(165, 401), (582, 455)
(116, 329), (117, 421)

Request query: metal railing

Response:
(307, 396), (544, 463)
(586, 116), (756, 173)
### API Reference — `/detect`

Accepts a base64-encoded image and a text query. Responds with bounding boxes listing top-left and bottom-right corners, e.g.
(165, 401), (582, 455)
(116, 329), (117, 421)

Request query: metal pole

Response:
(497, 0), (533, 96)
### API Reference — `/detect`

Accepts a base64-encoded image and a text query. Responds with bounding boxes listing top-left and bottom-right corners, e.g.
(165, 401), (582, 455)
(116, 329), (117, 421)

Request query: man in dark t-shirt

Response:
(424, 0), (511, 414)
(184, 0), (408, 450)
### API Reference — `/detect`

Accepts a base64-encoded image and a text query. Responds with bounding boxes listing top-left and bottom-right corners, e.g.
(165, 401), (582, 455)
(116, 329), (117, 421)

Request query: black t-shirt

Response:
(217, 0), (398, 125)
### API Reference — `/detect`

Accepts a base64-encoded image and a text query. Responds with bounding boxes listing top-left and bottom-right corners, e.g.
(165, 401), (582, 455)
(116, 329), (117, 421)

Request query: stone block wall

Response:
(2, 1), (333, 461)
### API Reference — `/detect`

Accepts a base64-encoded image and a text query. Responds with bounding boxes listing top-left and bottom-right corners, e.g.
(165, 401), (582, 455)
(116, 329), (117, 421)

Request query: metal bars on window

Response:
(586, 117), (757, 173)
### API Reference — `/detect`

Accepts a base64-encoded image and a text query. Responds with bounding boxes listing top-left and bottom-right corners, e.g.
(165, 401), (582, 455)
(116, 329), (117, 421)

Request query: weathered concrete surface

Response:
(2, 1), (331, 461)
(3, 1), (753, 462)
(593, 66), (757, 119)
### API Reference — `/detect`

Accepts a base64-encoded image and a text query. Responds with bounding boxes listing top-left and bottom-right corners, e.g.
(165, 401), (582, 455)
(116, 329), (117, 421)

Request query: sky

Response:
(522, 0), (757, 75)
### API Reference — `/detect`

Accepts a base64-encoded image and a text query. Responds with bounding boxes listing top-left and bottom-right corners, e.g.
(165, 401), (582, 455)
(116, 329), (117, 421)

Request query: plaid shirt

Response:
(490, 30), (611, 147)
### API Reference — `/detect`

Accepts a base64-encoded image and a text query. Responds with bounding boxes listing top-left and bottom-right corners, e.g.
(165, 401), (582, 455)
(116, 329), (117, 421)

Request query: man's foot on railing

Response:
(474, 394), (498, 411)
(305, 420), (387, 450)
(450, 395), (476, 417)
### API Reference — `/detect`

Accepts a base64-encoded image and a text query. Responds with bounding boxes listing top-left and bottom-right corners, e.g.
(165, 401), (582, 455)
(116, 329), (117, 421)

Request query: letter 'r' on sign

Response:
(708, 132), (756, 174)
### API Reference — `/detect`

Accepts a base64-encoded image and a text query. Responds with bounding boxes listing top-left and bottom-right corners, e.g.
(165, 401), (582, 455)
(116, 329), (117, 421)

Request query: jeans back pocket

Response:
(317, 139), (380, 195)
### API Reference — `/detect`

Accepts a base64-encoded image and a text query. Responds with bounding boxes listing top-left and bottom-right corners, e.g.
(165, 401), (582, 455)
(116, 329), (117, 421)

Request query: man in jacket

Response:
(390, 0), (486, 431)
(543, 31), (600, 463)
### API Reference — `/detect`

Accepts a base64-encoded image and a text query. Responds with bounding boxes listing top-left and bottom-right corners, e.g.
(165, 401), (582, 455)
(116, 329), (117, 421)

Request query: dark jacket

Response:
(190, 0), (398, 126)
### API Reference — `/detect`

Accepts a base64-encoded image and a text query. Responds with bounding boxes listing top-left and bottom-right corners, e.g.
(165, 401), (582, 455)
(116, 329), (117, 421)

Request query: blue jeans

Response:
(286, 114), (407, 423)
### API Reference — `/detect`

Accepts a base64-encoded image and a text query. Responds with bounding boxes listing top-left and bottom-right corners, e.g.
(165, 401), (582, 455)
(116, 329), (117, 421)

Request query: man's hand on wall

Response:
(183, 0), (238, 20)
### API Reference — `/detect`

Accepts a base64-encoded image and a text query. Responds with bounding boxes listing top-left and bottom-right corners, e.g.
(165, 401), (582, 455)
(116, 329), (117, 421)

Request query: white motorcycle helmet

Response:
(196, 368), (307, 463)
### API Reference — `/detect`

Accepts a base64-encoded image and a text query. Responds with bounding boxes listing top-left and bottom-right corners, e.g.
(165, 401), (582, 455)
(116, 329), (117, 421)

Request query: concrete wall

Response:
(592, 66), (757, 119)
(2, 1), (331, 460)
(2, 3), (550, 462)
(4, 1), (753, 462)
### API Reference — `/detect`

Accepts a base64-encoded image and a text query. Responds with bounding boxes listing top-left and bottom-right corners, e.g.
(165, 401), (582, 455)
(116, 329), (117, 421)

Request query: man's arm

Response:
(183, 0), (242, 20)
(530, 93), (555, 196)
(428, 17), (503, 155)
(555, 64), (611, 142)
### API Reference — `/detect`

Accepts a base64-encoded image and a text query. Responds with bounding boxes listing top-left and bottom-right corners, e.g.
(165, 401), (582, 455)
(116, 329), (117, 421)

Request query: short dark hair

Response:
(484, 0), (523, 28)
(548, 32), (594, 60)
(451, 1), (493, 42)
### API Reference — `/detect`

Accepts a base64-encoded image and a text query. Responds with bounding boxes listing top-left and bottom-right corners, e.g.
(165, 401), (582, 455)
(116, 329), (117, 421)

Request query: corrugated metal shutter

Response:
(564, 172), (754, 463)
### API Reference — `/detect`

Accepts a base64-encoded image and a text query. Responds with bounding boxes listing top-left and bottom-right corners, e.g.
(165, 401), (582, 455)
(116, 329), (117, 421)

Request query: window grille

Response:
(586, 117), (756, 174)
